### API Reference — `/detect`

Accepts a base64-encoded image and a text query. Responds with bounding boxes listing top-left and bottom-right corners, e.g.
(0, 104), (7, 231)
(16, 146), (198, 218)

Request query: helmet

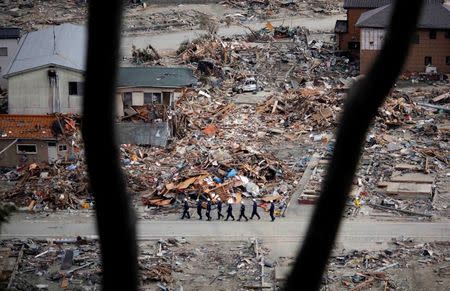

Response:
(207, 198), (211, 201)
(252, 198), (256, 202)
(217, 197), (221, 201)
(184, 198), (187, 201)
(196, 199), (199, 202)
(241, 201), (244, 204)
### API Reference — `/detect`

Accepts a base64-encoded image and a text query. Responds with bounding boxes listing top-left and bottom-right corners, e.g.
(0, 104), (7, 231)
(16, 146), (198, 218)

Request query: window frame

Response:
(0, 47), (7, 56)
(123, 92), (132, 106)
(429, 30), (437, 39)
(17, 144), (37, 154)
(68, 81), (84, 96)
(58, 144), (68, 152)
(445, 30), (450, 39)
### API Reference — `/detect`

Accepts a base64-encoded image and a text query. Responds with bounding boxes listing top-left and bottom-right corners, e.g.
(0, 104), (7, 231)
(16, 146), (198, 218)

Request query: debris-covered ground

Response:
(1, 237), (449, 290)
(0, 0), (344, 35)
(0, 237), (273, 290)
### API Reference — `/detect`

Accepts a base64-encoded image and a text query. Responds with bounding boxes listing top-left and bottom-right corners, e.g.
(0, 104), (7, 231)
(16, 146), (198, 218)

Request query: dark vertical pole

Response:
(284, 1), (424, 290)
(83, 1), (138, 290)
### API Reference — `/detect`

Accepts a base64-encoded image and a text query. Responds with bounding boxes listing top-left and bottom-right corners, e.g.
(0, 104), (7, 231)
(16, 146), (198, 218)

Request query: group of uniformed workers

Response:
(181, 197), (276, 222)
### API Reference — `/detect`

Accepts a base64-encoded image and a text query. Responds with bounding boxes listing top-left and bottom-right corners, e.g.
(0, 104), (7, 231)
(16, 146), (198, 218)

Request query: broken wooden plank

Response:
(7, 244), (24, 289)
(350, 277), (375, 291)
(368, 203), (432, 218)
(385, 182), (432, 199)
(390, 173), (434, 184)
(394, 163), (421, 171)
(432, 92), (450, 103)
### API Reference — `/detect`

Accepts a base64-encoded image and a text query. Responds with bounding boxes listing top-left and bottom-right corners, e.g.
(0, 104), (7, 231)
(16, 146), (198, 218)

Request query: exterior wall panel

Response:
(0, 140), (49, 167)
(338, 8), (370, 53)
(8, 67), (83, 114)
(360, 29), (450, 74)
(0, 38), (20, 89)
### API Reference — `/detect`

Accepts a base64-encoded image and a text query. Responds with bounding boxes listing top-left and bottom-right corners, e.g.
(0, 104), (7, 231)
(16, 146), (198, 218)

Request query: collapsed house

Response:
(115, 67), (197, 147)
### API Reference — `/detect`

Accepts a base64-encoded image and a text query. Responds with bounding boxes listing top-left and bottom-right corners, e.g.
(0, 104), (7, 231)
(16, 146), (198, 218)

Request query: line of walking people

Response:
(181, 197), (277, 222)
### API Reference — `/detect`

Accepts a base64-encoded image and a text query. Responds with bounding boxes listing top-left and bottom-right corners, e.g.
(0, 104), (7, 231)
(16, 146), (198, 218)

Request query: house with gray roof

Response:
(334, 0), (393, 55)
(4, 23), (86, 114)
(0, 27), (21, 89)
(356, 0), (450, 74)
(115, 67), (196, 117)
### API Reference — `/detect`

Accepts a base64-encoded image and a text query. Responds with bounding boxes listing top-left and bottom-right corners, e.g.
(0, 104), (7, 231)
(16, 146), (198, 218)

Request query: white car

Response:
(233, 77), (259, 93)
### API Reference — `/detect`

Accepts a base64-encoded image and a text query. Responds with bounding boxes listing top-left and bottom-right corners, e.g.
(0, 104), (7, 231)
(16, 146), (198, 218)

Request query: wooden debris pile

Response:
(177, 36), (233, 64)
(0, 162), (90, 210)
(131, 44), (161, 64)
(257, 88), (342, 130)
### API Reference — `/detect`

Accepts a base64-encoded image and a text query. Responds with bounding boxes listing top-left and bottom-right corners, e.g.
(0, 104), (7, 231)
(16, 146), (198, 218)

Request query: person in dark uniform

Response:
(225, 202), (235, 221)
(196, 199), (203, 220)
(250, 198), (260, 220)
(269, 200), (275, 222)
(237, 201), (248, 221)
(206, 198), (212, 221)
(217, 197), (224, 220)
(181, 198), (190, 219)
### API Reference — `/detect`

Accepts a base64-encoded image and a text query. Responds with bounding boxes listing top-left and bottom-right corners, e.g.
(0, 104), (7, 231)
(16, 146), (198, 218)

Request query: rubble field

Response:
(0, 30), (449, 221)
(0, 237), (448, 290)
(0, 0), (344, 35)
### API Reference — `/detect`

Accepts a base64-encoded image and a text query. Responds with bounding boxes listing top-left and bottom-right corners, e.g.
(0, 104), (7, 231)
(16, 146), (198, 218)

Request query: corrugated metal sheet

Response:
(116, 122), (171, 147)
(4, 23), (86, 77)
(357, 2), (450, 29)
(0, 114), (58, 140)
(117, 67), (197, 88)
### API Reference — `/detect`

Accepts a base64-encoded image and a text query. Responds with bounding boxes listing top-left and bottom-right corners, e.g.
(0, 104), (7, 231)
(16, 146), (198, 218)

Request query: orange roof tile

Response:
(0, 114), (59, 140)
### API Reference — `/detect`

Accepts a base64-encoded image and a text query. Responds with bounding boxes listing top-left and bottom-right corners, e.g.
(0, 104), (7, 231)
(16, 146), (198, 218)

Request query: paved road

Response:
(120, 14), (343, 55)
(2, 214), (449, 256)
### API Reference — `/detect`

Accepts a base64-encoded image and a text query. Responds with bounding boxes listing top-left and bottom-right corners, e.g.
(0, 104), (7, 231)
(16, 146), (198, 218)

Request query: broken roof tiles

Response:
(0, 114), (59, 140)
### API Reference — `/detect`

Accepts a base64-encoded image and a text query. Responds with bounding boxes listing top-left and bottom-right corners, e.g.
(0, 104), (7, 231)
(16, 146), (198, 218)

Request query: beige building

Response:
(4, 24), (86, 114)
(0, 28), (20, 89)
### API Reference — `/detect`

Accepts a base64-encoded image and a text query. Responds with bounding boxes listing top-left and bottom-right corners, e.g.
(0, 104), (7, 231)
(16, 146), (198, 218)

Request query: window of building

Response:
(0, 47), (7, 56)
(144, 92), (162, 104)
(348, 41), (360, 50)
(68, 82), (84, 95)
(446, 30), (450, 38)
(58, 144), (67, 151)
(425, 56), (432, 66)
(123, 92), (132, 106)
(411, 33), (419, 44)
(446, 56), (450, 65)
(17, 144), (37, 154)
(429, 30), (437, 39)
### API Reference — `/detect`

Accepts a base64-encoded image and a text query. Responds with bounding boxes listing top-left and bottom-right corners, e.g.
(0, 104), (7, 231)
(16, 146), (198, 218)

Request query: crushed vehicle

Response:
(232, 77), (262, 94)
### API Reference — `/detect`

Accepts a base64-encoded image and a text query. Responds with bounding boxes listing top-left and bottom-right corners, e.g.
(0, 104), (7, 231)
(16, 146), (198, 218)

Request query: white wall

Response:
(361, 28), (386, 50)
(0, 38), (20, 89)
(8, 67), (84, 114)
